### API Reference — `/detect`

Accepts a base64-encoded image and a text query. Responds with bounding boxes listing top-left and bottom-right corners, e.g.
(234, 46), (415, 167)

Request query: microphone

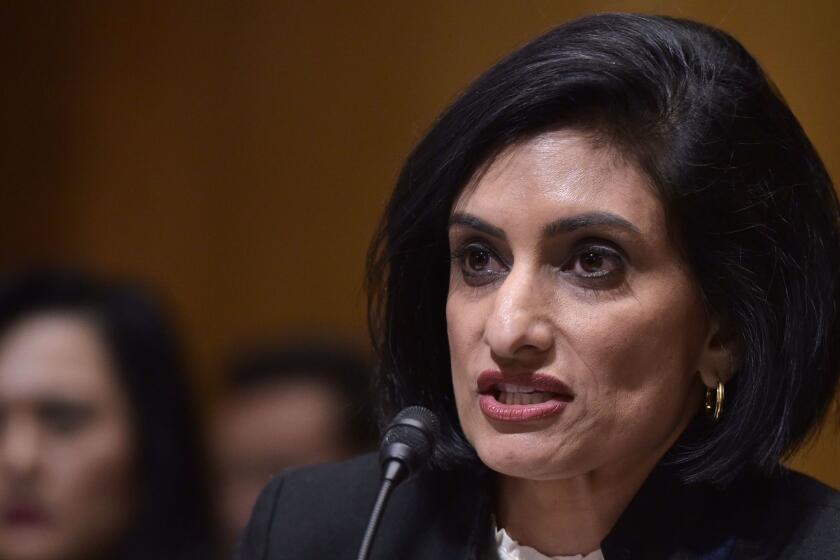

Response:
(355, 406), (440, 560)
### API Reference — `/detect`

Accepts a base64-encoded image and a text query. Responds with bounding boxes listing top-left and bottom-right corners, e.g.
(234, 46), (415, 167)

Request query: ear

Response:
(696, 314), (738, 388)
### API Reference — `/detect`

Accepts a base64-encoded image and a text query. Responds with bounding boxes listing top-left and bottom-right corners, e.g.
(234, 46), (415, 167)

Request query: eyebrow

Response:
(448, 212), (507, 240)
(543, 212), (641, 237)
(449, 211), (641, 240)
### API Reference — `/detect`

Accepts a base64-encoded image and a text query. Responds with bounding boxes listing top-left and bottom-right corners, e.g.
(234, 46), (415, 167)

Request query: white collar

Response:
(495, 526), (604, 560)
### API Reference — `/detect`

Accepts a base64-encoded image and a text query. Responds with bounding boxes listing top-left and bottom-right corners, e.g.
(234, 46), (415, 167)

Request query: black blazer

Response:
(237, 453), (840, 559)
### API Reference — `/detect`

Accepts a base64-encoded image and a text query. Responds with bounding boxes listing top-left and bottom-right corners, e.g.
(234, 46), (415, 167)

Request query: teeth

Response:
(497, 383), (536, 394)
(497, 391), (554, 405)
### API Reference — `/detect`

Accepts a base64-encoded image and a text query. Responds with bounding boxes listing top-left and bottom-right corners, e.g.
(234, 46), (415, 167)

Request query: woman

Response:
(0, 269), (215, 560)
(238, 14), (840, 559)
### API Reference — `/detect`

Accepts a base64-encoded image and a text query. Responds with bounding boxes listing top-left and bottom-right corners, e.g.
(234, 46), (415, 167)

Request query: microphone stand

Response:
(355, 406), (439, 560)
(355, 461), (402, 560)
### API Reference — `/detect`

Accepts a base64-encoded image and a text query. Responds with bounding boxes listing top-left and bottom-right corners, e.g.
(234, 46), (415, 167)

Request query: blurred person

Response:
(0, 269), (214, 560)
(213, 339), (377, 550)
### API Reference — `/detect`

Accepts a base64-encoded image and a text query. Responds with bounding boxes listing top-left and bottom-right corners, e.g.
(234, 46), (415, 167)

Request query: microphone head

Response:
(379, 406), (440, 478)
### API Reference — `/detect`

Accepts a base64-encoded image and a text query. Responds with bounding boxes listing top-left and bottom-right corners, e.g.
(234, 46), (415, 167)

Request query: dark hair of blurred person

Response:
(0, 268), (214, 560)
(213, 338), (376, 549)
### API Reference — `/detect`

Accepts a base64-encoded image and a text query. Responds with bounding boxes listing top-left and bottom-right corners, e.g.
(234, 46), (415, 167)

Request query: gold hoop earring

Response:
(705, 380), (725, 422)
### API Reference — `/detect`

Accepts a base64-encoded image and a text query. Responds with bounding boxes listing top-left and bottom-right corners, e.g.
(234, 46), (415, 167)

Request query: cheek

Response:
(446, 297), (476, 414)
(446, 294), (497, 449)
(566, 287), (706, 439)
(576, 293), (702, 383)
(446, 296), (483, 391)
(45, 418), (137, 553)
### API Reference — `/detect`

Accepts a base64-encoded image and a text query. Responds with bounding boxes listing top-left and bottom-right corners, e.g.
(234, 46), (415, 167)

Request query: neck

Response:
(494, 455), (653, 556)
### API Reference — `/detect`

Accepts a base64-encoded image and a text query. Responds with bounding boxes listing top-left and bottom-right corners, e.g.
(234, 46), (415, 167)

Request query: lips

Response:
(476, 370), (573, 422)
(1, 503), (50, 527)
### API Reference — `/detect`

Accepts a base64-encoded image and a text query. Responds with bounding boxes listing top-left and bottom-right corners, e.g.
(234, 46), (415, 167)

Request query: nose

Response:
(483, 264), (554, 361)
(0, 416), (41, 478)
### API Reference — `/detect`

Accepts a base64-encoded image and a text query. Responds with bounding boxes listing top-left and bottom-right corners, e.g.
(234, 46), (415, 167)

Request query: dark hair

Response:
(0, 268), (215, 558)
(223, 338), (378, 452)
(367, 13), (840, 484)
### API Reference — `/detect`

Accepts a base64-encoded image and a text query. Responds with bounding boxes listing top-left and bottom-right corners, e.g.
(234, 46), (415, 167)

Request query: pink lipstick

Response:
(2, 503), (50, 528)
(477, 370), (573, 422)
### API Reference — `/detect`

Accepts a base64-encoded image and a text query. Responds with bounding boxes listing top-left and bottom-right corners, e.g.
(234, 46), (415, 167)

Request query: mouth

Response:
(476, 370), (573, 422)
(1, 503), (51, 528)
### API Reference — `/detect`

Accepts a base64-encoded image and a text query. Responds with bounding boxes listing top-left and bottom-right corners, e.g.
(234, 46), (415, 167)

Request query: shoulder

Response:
(776, 469), (840, 511)
(261, 452), (384, 514)
(236, 453), (382, 560)
(773, 470), (840, 553)
(235, 453), (491, 560)
(765, 469), (840, 528)
(733, 469), (840, 559)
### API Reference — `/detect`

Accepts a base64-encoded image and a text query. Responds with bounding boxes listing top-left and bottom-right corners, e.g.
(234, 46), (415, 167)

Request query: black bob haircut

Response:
(367, 13), (840, 484)
(0, 268), (214, 558)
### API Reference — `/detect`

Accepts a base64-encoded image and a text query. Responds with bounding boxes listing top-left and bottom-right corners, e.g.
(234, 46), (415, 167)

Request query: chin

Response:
(0, 539), (59, 560)
(470, 428), (578, 481)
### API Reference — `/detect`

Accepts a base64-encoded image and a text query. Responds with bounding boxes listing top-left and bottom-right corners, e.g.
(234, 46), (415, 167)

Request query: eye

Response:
(37, 401), (96, 436)
(561, 244), (625, 281)
(465, 246), (492, 272)
(451, 242), (508, 286)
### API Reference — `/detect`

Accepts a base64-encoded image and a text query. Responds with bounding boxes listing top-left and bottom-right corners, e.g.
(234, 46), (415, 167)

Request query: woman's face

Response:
(0, 313), (137, 560)
(447, 130), (722, 481)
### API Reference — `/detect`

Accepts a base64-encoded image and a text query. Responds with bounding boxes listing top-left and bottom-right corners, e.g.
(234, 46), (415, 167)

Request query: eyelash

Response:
(450, 240), (626, 289)
(450, 242), (508, 285)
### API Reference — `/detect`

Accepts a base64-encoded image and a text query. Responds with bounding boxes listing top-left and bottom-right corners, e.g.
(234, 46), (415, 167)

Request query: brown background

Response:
(2, 1), (837, 487)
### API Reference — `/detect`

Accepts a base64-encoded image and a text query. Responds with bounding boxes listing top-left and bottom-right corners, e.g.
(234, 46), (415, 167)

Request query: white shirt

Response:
(494, 526), (604, 560)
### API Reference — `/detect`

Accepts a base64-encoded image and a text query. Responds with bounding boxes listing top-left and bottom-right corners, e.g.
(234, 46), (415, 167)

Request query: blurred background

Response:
(0, 0), (838, 556)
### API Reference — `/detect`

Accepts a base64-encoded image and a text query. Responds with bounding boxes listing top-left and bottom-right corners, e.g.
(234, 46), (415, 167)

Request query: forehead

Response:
(453, 130), (664, 235)
(216, 381), (343, 450)
(0, 313), (118, 400)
